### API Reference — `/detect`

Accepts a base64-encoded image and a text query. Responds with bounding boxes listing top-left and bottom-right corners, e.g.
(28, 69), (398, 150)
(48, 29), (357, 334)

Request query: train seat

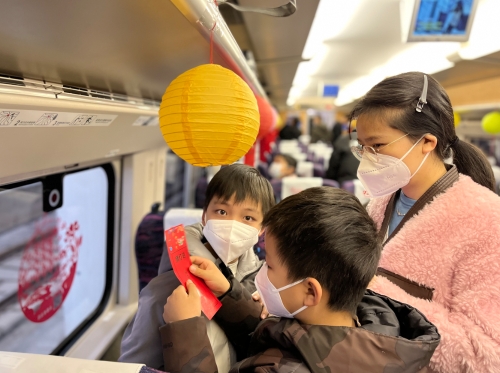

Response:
(296, 161), (314, 177)
(271, 177), (339, 202)
(163, 208), (203, 231)
(282, 152), (307, 162)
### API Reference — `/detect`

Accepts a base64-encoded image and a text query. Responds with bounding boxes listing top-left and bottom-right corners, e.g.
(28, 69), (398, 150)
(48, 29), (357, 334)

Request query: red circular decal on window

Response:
(18, 216), (83, 323)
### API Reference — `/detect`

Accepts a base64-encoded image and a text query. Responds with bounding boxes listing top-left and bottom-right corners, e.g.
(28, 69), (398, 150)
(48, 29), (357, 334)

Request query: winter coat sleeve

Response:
(160, 317), (218, 373)
(213, 278), (263, 357)
(119, 271), (180, 370)
(370, 256), (500, 373)
(159, 278), (261, 373)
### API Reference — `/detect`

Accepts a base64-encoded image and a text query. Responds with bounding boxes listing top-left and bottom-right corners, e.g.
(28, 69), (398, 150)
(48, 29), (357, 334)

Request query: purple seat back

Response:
(340, 180), (356, 194)
(195, 176), (208, 209)
(322, 178), (339, 188)
(271, 179), (283, 202)
(257, 163), (270, 180)
(135, 210), (165, 291)
(313, 164), (325, 178)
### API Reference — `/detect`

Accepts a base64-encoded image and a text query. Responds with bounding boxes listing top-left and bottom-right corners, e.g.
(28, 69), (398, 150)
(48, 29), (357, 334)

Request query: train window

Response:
(0, 165), (113, 354)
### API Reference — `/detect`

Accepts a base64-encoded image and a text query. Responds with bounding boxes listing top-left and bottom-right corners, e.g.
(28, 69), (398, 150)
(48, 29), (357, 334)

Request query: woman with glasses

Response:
(351, 72), (500, 373)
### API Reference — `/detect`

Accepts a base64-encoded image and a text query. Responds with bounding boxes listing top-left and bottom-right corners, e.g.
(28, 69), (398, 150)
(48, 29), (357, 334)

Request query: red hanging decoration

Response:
(256, 96), (274, 140)
(244, 143), (256, 167)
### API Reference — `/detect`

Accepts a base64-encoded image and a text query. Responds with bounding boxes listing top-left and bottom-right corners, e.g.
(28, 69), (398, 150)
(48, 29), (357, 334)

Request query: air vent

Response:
(62, 85), (89, 97)
(0, 74), (25, 87)
(90, 90), (112, 100)
(112, 95), (129, 102)
(0, 74), (160, 109)
(143, 99), (157, 106)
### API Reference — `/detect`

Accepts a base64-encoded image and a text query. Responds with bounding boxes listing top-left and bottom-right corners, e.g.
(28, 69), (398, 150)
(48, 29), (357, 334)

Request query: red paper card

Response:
(165, 224), (222, 320)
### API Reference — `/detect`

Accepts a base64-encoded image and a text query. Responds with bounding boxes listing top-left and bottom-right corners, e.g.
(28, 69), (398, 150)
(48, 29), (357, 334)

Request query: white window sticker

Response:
(132, 115), (159, 126)
(0, 109), (117, 127)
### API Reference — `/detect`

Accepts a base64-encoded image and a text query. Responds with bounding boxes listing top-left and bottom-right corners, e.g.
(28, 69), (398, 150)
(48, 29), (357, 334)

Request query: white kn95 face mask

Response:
(254, 263), (307, 318)
(203, 219), (259, 264)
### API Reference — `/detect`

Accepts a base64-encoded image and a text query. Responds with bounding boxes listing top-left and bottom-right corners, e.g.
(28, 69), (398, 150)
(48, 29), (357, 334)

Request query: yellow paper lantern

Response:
(482, 111), (500, 135)
(159, 64), (260, 167)
(454, 112), (461, 127)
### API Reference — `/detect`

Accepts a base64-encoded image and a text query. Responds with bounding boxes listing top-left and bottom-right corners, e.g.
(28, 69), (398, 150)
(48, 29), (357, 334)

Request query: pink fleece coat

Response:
(368, 175), (500, 373)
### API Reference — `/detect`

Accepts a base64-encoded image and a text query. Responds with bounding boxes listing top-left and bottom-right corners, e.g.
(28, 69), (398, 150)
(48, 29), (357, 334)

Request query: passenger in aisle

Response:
(309, 115), (330, 144)
(119, 164), (275, 372)
(325, 123), (359, 183)
(279, 117), (301, 140)
(352, 72), (500, 373)
(331, 111), (348, 145)
(160, 187), (440, 373)
(268, 154), (297, 180)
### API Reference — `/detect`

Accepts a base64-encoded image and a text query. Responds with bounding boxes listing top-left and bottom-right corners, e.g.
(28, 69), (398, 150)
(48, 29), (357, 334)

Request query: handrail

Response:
(170, 0), (268, 99)
(218, 0), (296, 17)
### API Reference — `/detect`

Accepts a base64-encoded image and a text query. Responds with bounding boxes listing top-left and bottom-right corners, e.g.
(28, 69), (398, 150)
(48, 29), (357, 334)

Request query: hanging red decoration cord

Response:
(210, 0), (219, 64)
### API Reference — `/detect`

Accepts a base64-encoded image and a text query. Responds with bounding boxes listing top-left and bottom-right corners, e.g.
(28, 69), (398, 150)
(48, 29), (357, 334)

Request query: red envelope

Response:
(165, 224), (222, 320)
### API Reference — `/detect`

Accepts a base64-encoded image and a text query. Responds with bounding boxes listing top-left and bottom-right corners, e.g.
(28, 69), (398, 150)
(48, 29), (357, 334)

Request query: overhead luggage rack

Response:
(0, 74), (160, 109)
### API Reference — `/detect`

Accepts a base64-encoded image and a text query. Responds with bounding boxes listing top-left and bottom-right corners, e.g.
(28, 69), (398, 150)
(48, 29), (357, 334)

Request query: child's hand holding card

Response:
(165, 225), (222, 320)
(188, 256), (231, 298)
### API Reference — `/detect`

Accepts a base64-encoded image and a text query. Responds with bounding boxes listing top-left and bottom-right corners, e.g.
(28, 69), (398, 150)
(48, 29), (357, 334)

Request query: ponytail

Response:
(452, 140), (496, 192)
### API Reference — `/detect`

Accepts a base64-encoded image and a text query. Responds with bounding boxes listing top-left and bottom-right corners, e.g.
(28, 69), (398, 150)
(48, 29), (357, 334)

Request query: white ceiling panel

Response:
(289, 0), (500, 109)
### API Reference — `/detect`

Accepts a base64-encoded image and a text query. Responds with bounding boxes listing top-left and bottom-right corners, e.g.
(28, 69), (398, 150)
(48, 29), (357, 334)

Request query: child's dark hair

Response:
(204, 164), (275, 216)
(350, 71), (495, 191)
(276, 154), (297, 170)
(263, 187), (381, 314)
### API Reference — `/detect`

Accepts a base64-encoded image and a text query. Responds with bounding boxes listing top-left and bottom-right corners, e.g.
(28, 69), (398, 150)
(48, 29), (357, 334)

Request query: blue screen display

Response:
(413, 0), (474, 36)
(323, 85), (339, 97)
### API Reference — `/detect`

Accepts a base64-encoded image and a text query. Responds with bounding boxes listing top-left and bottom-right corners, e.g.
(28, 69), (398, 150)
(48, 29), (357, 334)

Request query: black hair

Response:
(204, 164), (275, 216)
(290, 117), (300, 128)
(332, 123), (343, 144)
(275, 154), (297, 170)
(350, 72), (495, 191)
(263, 187), (381, 314)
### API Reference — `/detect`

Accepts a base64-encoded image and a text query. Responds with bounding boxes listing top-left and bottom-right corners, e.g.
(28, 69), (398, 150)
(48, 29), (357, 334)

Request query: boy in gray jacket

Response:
(119, 164), (275, 372)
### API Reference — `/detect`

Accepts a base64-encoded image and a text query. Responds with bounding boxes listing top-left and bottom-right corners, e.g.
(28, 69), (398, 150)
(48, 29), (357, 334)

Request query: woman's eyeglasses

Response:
(351, 133), (409, 162)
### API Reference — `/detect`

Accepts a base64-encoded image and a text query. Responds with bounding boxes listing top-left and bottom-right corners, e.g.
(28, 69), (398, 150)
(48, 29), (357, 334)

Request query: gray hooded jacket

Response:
(119, 223), (262, 372)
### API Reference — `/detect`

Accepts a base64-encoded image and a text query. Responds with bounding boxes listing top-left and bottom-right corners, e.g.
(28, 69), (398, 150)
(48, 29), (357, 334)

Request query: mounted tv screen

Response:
(407, 0), (479, 42)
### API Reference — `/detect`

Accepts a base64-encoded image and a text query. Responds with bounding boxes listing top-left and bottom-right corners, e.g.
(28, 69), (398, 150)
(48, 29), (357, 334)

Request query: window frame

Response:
(0, 163), (115, 355)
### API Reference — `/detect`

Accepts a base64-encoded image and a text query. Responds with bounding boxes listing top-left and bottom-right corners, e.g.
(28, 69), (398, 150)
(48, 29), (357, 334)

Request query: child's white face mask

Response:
(202, 219), (259, 264)
(254, 263), (307, 318)
(268, 162), (283, 179)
